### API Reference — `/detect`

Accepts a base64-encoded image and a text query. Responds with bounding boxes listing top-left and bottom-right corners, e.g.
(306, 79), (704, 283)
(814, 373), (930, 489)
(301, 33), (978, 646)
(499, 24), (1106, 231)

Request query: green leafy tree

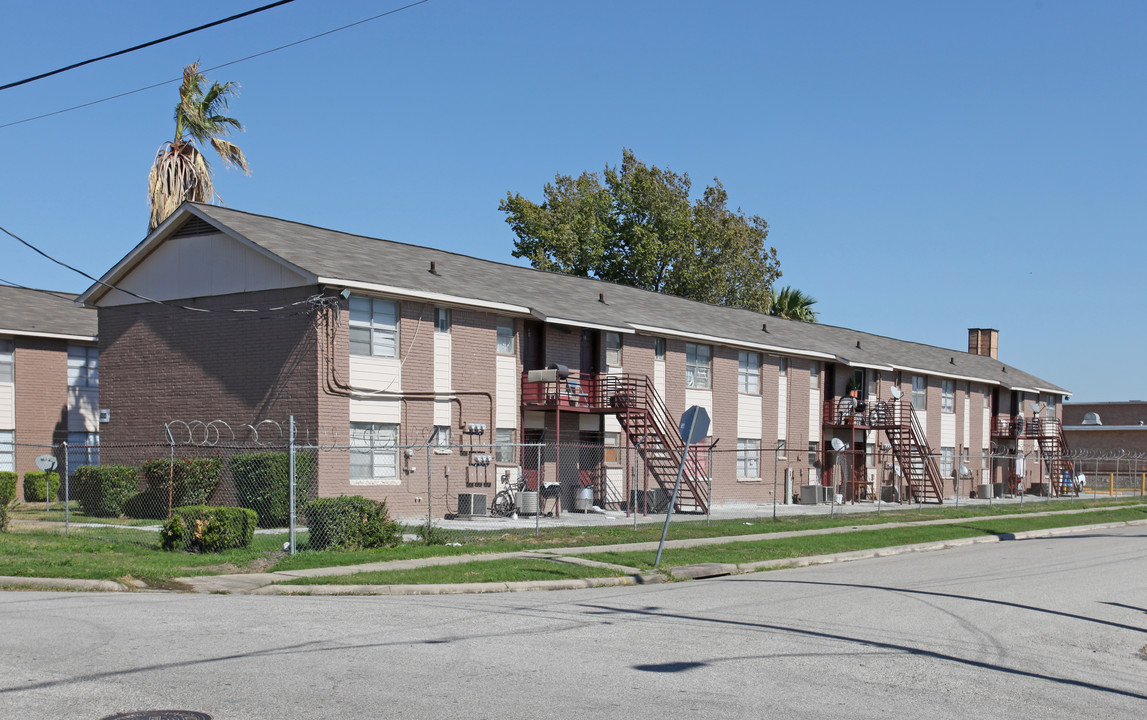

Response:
(147, 62), (249, 231)
(500, 149), (780, 312)
(768, 285), (819, 322)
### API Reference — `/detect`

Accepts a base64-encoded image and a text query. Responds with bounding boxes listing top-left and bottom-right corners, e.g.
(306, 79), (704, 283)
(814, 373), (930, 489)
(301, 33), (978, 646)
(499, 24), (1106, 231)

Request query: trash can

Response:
(575, 487), (594, 512)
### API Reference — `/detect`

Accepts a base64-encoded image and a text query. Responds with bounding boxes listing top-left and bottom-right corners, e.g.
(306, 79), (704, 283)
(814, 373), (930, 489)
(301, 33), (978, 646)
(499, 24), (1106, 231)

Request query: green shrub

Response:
(121, 486), (169, 520)
(232, 452), (314, 528)
(74, 465), (139, 517)
(23, 471), (61, 503)
(305, 495), (400, 551)
(160, 505), (257, 553)
(0, 503), (8, 532)
(0, 472), (16, 506)
(141, 457), (223, 508)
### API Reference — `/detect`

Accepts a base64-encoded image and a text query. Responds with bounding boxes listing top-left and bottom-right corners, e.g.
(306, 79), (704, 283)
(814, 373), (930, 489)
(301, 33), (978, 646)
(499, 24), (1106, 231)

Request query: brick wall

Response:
(12, 337), (69, 498)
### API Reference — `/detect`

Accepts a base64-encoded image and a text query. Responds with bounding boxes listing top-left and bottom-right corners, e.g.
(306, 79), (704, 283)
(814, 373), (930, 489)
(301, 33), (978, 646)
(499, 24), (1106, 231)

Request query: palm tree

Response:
(147, 62), (249, 231)
(768, 285), (819, 322)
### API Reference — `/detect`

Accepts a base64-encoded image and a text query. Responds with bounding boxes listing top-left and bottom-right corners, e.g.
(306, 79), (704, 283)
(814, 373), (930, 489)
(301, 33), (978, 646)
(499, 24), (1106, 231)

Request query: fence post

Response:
(289, 415), (297, 556)
(62, 441), (69, 536)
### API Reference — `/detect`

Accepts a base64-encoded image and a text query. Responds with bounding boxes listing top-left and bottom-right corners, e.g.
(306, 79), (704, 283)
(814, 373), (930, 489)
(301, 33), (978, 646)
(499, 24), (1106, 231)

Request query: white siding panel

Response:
(350, 356), (401, 392)
(963, 394), (971, 449)
(685, 389), (713, 424)
(604, 414), (621, 433)
(67, 388), (99, 432)
(737, 394), (762, 439)
(914, 410), (927, 435)
(982, 397), (991, 448)
(495, 355), (518, 428)
(349, 397), (401, 424)
(102, 232), (309, 305)
(809, 387), (821, 442)
(940, 412), (956, 447)
(433, 332), (451, 393)
(0, 383), (13, 429)
(433, 398), (451, 427)
(653, 360), (666, 401)
(605, 467), (625, 505)
(777, 376), (788, 441)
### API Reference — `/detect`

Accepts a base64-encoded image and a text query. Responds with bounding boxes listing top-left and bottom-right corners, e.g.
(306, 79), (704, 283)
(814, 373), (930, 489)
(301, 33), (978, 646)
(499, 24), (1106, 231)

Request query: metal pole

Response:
(654, 410), (701, 568)
(772, 445), (779, 520)
(62, 441), (69, 536)
(289, 415), (297, 556)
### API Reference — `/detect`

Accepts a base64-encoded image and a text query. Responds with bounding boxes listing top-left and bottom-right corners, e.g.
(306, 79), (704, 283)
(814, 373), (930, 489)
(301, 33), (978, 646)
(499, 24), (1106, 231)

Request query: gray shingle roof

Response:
(0, 285), (97, 339)
(178, 204), (1069, 394)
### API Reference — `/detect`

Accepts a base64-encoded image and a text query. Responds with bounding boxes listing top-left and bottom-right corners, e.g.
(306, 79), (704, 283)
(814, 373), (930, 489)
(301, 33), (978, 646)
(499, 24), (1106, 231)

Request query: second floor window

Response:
(654, 337), (666, 361)
(67, 345), (98, 388)
(941, 379), (955, 413)
(738, 351), (760, 394)
(685, 343), (711, 389)
(434, 308), (451, 333)
(809, 362), (820, 389)
(496, 318), (514, 354)
(349, 296), (398, 358)
(0, 339), (12, 383)
(605, 332), (622, 366)
(912, 375), (927, 410)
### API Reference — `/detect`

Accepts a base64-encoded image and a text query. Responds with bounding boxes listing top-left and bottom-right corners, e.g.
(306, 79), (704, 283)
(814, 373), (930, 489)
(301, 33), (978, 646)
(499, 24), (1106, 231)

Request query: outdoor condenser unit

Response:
(457, 492), (487, 518)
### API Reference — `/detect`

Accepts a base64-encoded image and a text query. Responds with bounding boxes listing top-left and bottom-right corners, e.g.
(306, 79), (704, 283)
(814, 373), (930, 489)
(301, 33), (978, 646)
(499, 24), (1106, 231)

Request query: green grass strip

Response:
(278, 558), (628, 586)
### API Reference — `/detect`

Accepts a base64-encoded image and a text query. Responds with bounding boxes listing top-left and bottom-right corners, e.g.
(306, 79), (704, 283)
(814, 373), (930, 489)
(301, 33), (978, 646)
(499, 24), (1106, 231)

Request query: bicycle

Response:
(489, 473), (528, 517)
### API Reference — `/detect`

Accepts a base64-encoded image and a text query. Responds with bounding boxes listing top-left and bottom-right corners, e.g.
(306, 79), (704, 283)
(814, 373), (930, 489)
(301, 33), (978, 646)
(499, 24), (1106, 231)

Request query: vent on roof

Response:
(171, 217), (218, 238)
(1081, 412), (1102, 426)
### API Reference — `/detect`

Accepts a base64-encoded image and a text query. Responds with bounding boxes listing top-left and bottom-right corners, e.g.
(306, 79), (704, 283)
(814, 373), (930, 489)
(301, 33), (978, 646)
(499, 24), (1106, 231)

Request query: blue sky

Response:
(1, 1), (1143, 402)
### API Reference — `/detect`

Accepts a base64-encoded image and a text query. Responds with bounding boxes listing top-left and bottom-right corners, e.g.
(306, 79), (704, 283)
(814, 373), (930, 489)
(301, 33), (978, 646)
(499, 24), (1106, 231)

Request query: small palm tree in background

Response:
(147, 62), (249, 231)
(768, 285), (819, 322)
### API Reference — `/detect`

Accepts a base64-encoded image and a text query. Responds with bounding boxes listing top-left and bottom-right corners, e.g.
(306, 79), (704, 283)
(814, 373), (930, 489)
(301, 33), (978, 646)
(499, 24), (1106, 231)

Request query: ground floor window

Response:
(495, 428), (515, 464)
(603, 431), (621, 464)
(808, 441), (819, 466)
(350, 422), (399, 485)
(940, 446), (955, 478)
(0, 430), (13, 472)
(737, 439), (761, 479)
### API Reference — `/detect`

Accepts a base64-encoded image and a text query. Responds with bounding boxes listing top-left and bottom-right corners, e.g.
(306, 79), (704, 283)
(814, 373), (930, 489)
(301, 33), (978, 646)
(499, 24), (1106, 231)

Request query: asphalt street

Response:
(2, 524), (1145, 719)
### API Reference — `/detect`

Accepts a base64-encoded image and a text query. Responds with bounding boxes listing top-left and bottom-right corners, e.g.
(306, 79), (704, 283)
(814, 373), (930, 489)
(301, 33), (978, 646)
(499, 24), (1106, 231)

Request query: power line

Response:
(0, 0), (433, 130)
(0, 0), (299, 92)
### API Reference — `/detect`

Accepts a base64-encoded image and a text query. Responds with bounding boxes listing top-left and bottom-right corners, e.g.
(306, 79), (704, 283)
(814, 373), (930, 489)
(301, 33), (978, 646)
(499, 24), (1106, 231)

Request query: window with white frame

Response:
(809, 362), (820, 389)
(434, 307), (451, 334)
(67, 431), (100, 468)
(911, 375), (927, 410)
(685, 343), (711, 389)
(349, 422), (399, 484)
(495, 428), (515, 464)
(496, 318), (515, 355)
(941, 379), (955, 413)
(605, 332), (622, 366)
(982, 447), (990, 471)
(654, 338), (666, 361)
(738, 351), (760, 394)
(737, 439), (761, 479)
(778, 357), (788, 377)
(0, 430), (13, 472)
(867, 371), (878, 398)
(777, 438), (787, 459)
(866, 441), (876, 468)
(940, 447), (954, 478)
(0, 339), (13, 384)
(349, 296), (399, 358)
(603, 431), (621, 464)
(808, 441), (819, 466)
(433, 425), (451, 453)
(67, 345), (98, 388)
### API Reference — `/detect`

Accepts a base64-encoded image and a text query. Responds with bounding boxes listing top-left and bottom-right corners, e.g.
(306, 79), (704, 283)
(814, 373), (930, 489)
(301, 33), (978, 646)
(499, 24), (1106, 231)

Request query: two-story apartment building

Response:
(0, 285), (99, 498)
(77, 204), (1070, 517)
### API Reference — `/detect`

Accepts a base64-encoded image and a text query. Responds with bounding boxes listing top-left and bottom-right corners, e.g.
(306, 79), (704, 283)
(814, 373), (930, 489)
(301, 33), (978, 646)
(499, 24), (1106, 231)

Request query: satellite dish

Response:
(1082, 412), (1102, 426)
(958, 464), (971, 478)
(1028, 401), (1043, 415)
(830, 437), (846, 452)
(889, 386), (902, 400)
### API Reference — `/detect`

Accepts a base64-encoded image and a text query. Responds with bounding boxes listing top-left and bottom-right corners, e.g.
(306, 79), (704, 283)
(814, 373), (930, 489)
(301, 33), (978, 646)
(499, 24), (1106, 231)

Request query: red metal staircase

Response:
(870, 400), (945, 504)
(1033, 417), (1077, 496)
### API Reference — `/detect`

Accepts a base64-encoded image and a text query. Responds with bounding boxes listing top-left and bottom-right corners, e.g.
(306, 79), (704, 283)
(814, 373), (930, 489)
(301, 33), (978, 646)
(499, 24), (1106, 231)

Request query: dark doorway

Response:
(825, 364), (837, 399)
(522, 320), (545, 371)
(580, 329), (600, 375)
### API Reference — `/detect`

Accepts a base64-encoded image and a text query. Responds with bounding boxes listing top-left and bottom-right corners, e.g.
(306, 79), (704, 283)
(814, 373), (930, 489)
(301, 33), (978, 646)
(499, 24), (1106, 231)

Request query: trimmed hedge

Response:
(0, 472), (16, 506)
(23, 471), (61, 503)
(232, 452), (314, 528)
(141, 457), (223, 508)
(0, 503), (7, 532)
(121, 487), (169, 520)
(160, 505), (257, 553)
(74, 465), (139, 517)
(305, 495), (400, 551)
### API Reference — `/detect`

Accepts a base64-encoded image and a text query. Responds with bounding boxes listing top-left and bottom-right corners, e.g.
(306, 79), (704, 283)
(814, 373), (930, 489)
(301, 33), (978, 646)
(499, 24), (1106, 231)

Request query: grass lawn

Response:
(278, 558), (628, 586)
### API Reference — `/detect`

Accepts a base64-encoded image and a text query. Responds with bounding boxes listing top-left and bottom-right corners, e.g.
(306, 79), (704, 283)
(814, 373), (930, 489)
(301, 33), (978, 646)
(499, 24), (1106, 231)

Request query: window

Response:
(866, 442), (876, 468)
(605, 332), (622, 367)
(982, 447), (990, 471)
(0, 430), (13, 472)
(67, 431), (99, 468)
(496, 318), (515, 355)
(941, 379), (955, 413)
(867, 371), (877, 398)
(778, 357), (788, 377)
(603, 431), (621, 464)
(685, 343), (711, 389)
(777, 438), (787, 459)
(654, 338), (666, 361)
(911, 375), (927, 410)
(349, 296), (398, 358)
(0, 339), (12, 384)
(809, 362), (820, 389)
(737, 439), (761, 479)
(495, 428), (515, 463)
(67, 345), (98, 389)
(738, 351), (760, 394)
(433, 425), (451, 453)
(940, 447), (954, 478)
(808, 441), (819, 466)
(434, 307), (451, 334)
(349, 422), (399, 484)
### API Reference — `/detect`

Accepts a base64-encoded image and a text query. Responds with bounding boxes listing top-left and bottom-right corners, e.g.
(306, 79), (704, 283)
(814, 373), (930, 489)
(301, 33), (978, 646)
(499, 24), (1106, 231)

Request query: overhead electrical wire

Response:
(0, 0), (299, 92)
(0, 0), (433, 129)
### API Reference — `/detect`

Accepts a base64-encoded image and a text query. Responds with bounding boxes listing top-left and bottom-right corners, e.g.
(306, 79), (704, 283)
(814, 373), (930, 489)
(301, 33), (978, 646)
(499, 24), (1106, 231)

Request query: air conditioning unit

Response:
(457, 492), (487, 518)
(800, 484), (828, 504)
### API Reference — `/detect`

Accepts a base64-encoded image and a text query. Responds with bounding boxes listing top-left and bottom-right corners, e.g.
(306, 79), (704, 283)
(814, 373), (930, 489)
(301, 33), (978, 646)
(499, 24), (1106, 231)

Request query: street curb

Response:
(0, 575), (126, 592)
(248, 573), (665, 596)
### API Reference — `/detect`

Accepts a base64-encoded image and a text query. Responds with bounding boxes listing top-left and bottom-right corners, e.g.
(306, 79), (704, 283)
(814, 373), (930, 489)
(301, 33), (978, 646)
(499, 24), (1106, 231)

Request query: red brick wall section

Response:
(12, 337), (69, 499)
